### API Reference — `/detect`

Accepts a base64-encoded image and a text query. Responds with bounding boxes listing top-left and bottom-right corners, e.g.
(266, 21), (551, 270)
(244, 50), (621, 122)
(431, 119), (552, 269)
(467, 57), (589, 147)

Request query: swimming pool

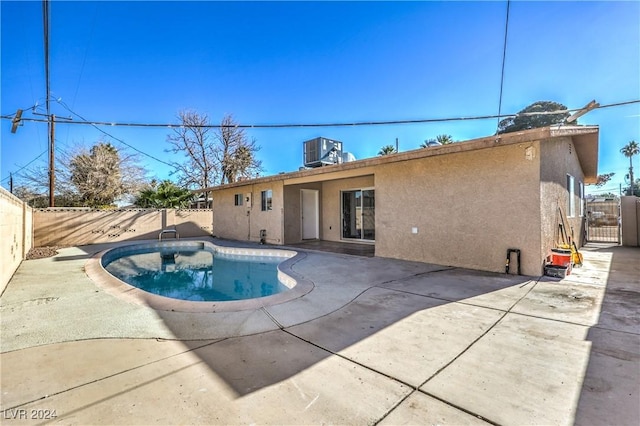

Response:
(87, 240), (314, 312)
(103, 243), (288, 302)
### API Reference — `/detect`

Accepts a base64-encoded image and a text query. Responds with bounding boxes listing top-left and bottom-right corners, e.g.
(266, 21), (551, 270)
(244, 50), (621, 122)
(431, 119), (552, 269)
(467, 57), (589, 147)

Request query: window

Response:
(261, 190), (272, 211)
(567, 174), (575, 217)
(579, 182), (584, 217)
(234, 194), (243, 206)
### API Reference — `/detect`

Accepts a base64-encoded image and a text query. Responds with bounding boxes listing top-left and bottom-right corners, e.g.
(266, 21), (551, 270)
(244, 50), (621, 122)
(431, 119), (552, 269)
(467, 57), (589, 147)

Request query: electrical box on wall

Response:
(245, 193), (252, 209)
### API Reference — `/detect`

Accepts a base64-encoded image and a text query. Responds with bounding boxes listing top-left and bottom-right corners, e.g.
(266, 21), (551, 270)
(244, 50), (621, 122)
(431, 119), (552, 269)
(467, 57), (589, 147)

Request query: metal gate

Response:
(585, 199), (621, 243)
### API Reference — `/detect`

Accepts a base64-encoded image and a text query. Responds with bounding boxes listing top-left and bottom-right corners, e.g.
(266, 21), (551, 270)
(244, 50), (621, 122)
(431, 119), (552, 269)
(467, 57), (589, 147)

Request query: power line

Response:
(53, 99), (176, 168)
(5, 99), (639, 130)
(0, 150), (48, 183)
(496, 0), (511, 132)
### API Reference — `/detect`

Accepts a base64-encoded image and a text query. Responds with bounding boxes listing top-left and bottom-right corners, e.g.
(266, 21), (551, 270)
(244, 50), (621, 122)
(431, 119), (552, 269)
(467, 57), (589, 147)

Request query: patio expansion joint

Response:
(375, 275), (546, 426)
(416, 276), (542, 387)
(373, 285), (513, 315)
(271, 285), (379, 329)
(261, 306), (284, 329)
(375, 388), (502, 426)
(504, 310), (640, 336)
(0, 338), (223, 412)
(375, 266), (456, 288)
(282, 326), (501, 426)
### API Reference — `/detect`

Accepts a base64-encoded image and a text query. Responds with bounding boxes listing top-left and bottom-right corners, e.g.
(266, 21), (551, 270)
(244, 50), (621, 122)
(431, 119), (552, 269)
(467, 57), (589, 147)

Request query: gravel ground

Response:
(26, 246), (65, 260)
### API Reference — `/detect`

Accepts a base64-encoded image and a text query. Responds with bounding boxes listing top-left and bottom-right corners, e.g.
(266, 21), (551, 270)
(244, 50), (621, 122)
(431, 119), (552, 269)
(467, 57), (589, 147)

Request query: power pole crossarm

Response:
(11, 109), (23, 133)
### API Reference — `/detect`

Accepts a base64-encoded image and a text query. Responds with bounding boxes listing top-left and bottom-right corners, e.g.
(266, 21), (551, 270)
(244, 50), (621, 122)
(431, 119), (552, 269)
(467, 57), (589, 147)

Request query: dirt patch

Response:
(26, 246), (65, 260)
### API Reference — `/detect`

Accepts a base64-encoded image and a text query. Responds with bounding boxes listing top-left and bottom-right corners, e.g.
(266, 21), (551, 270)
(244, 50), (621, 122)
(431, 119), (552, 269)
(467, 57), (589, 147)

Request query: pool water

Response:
(103, 246), (288, 302)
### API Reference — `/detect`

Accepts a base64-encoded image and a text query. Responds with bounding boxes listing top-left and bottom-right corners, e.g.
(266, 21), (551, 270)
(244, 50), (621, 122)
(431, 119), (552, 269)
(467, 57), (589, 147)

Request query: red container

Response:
(551, 248), (572, 275)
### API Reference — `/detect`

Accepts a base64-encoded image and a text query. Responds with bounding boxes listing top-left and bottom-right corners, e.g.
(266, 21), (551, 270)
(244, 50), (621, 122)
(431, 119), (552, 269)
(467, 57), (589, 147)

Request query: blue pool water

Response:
(102, 244), (288, 302)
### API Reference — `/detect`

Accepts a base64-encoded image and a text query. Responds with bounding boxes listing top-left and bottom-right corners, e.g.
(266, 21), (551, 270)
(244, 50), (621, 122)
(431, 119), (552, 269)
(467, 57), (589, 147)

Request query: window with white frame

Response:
(261, 190), (272, 211)
(567, 174), (575, 217)
(234, 193), (243, 206)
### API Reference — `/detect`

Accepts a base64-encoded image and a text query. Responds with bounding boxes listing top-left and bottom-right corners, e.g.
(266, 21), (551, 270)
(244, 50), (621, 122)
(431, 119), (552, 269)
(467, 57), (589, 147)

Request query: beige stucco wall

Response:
(621, 196), (639, 247)
(539, 136), (587, 263)
(221, 174), (376, 245)
(201, 128), (597, 276)
(212, 181), (284, 244)
(34, 209), (213, 247)
(1, 188), (33, 293)
(375, 143), (542, 275)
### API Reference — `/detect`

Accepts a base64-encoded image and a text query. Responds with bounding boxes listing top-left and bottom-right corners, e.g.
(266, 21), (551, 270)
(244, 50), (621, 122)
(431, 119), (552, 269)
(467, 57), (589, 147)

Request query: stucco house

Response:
(206, 125), (598, 276)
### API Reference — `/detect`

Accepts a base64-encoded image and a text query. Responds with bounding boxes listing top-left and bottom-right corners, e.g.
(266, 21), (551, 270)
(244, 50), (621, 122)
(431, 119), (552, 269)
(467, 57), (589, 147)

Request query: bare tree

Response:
(167, 110), (218, 203)
(168, 111), (263, 201)
(215, 114), (262, 185)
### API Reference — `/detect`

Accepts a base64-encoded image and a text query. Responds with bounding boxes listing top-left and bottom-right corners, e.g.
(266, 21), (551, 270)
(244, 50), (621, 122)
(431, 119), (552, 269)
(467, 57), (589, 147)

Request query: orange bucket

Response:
(551, 248), (572, 274)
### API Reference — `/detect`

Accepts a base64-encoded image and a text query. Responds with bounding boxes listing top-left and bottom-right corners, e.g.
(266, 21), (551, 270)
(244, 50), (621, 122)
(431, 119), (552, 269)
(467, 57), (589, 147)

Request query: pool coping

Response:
(85, 240), (315, 313)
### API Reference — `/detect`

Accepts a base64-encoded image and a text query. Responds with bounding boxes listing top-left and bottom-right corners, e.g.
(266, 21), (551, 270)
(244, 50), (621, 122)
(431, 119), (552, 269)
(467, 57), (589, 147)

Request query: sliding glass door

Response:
(341, 189), (375, 241)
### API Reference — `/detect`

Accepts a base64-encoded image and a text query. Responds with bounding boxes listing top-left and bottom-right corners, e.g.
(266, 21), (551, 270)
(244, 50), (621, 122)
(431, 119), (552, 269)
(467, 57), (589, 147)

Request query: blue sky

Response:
(2, 1), (639, 196)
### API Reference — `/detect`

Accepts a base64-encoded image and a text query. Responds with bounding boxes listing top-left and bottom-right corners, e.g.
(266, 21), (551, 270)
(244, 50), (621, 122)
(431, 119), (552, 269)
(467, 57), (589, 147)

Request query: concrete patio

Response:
(0, 239), (638, 425)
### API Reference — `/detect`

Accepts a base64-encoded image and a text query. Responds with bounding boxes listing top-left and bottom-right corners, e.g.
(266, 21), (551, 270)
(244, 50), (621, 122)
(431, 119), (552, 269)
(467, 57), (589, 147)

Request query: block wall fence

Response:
(33, 208), (213, 247)
(0, 188), (33, 294)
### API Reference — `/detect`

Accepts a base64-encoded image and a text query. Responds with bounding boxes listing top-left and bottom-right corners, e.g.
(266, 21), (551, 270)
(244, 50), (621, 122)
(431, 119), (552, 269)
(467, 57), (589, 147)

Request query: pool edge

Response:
(85, 240), (314, 313)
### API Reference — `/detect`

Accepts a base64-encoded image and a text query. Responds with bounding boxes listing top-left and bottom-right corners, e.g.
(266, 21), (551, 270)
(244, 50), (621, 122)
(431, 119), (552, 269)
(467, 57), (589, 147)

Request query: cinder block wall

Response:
(34, 208), (213, 247)
(0, 188), (33, 294)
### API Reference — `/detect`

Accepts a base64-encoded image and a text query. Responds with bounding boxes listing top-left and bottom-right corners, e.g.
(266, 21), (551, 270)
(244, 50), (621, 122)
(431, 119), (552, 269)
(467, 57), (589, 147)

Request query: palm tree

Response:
(620, 140), (639, 195)
(436, 134), (454, 144)
(420, 139), (438, 148)
(420, 134), (454, 148)
(135, 180), (194, 208)
(378, 145), (397, 156)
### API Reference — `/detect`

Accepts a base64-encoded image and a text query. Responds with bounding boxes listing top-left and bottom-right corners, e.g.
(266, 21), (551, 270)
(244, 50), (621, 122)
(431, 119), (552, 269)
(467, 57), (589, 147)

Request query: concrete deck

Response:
(1, 239), (638, 425)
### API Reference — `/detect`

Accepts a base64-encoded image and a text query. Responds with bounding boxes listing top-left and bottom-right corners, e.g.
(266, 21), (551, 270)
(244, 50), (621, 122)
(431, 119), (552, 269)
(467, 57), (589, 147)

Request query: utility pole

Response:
(43, 0), (54, 206)
(395, 137), (399, 153)
(9, 173), (13, 193)
(49, 115), (55, 207)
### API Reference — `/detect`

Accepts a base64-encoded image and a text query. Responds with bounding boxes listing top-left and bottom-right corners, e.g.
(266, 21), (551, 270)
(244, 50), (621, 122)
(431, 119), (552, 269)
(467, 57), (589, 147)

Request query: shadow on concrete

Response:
(149, 252), (532, 397)
(574, 245), (640, 426)
(286, 240), (375, 257)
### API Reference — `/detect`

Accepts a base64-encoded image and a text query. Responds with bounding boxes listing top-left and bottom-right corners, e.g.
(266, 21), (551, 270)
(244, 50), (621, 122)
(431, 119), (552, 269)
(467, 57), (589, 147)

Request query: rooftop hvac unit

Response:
(303, 137), (343, 168)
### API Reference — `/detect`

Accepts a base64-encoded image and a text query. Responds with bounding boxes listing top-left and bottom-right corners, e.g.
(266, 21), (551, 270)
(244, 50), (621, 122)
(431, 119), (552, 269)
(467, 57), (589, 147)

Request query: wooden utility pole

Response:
(43, 0), (54, 206)
(49, 115), (55, 207)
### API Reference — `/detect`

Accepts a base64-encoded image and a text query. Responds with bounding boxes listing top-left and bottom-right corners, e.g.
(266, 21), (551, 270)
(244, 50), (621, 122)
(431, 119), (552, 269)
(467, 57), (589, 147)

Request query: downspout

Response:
(280, 179), (286, 245)
(247, 184), (254, 241)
